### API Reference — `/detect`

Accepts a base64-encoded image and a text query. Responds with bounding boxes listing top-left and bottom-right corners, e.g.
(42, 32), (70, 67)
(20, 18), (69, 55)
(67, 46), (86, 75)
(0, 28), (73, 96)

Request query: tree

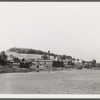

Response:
(0, 51), (7, 60)
(66, 56), (72, 60)
(92, 59), (96, 67)
(82, 60), (85, 65)
(59, 55), (72, 60)
(62, 55), (67, 60)
(0, 51), (8, 66)
(41, 54), (48, 60)
(13, 57), (20, 62)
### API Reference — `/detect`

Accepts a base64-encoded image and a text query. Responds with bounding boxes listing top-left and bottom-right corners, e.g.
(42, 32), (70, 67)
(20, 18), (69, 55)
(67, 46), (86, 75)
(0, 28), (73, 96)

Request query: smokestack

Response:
(48, 51), (50, 60)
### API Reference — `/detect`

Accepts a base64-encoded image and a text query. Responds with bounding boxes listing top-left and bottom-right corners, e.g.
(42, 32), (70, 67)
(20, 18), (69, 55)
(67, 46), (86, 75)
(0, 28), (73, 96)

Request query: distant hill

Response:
(6, 51), (54, 60)
(6, 47), (72, 60)
(6, 47), (55, 60)
(7, 47), (55, 56)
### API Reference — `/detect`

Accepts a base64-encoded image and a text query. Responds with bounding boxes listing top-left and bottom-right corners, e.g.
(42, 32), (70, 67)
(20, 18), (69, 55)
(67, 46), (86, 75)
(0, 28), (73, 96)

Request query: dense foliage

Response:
(41, 54), (48, 60)
(0, 51), (8, 66)
(7, 47), (48, 55)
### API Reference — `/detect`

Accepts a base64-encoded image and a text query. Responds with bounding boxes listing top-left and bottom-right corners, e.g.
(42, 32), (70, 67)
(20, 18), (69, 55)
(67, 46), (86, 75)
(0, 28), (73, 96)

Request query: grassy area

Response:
(0, 69), (100, 94)
(6, 51), (54, 60)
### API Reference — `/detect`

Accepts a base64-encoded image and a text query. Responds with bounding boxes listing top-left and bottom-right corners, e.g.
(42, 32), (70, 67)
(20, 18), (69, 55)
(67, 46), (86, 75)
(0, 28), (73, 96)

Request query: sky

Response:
(0, 2), (100, 62)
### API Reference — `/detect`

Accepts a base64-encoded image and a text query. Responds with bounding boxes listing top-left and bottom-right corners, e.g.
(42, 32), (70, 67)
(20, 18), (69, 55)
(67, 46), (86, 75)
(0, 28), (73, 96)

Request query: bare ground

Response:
(0, 69), (100, 94)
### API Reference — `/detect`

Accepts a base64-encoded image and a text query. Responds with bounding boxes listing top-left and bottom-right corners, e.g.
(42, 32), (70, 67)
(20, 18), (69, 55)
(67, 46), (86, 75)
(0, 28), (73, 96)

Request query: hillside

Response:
(7, 47), (54, 55)
(6, 47), (72, 60)
(6, 51), (54, 60)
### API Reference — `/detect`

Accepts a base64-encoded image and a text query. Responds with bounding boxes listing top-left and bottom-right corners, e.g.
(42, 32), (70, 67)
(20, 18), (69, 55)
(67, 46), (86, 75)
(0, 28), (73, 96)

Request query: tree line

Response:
(7, 47), (48, 55)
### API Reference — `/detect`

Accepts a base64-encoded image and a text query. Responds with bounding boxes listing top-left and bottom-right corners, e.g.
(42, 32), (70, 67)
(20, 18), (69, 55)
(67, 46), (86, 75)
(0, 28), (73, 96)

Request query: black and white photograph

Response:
(0, 2), (100, 96)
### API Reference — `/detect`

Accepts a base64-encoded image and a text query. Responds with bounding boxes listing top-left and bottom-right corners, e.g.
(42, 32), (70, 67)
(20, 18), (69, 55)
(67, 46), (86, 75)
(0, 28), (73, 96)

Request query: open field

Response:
(6, 51), (54, 60)
(6, 51), (43, 59)
(0, 69), (100, 94)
